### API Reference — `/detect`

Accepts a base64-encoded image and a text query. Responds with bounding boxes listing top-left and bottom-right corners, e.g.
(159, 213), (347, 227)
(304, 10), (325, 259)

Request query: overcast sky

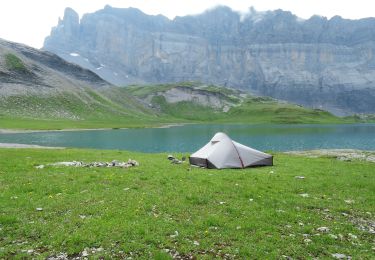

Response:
(0, 0), (373, 49)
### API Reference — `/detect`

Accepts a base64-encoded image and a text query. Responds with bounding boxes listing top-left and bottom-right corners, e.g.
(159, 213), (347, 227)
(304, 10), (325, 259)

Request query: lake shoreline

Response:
(0, 143), (65, 149)
(0, 123), (188, 134)
(0, 142), (373, 161)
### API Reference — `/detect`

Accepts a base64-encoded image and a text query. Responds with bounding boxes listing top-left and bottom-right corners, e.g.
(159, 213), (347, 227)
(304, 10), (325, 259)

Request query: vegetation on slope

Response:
(0, 82), (365, 130)
(126, 83), (355, 124)
(4, 53), (27, 72)
(0, 148), (374, 258)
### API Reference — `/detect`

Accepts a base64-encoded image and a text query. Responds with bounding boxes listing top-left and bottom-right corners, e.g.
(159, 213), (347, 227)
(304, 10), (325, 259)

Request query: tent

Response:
(189, 132), (273, 169)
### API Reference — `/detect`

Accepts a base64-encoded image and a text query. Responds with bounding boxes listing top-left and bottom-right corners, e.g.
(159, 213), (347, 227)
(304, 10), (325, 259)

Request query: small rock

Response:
(170, 231), (179, 238)
(36, 208), (43, 211)
(329, 234), (338, 239)
(331, 253), (348, 259)
(171, 158), (182, 164)
(317, 227), (330, 233)
(128, 159), (139, 166)
(111, 160), (119, 166)
(82, 250), (88, 257)
(303, 238), (312, 243)
(219, 201), (226, 205)
(299, 193), (309, 198)
(27, 249), (34, 254)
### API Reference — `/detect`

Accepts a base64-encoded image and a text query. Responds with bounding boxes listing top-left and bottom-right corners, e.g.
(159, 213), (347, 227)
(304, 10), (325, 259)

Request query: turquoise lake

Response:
(0, 124), (374, 153)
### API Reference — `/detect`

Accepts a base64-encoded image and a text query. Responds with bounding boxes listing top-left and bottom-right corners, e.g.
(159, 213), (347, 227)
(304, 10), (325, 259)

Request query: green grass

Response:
(223, 99), (351, 124)
(0, 148), (374, 258)
(4, 53), (27, 72)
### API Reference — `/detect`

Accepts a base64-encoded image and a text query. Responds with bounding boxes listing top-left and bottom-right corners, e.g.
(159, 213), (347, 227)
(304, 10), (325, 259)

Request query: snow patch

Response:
(70, 53), (80, 57)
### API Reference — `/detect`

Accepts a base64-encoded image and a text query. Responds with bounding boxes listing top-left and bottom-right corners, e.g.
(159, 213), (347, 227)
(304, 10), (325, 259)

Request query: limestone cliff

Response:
(44, 6), (375, 115)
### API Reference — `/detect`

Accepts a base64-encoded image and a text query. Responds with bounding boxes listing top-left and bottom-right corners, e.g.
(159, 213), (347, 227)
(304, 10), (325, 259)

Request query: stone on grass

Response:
(36, 208), (43, 211)
(82, 249), (89, 257)
(329, 234), (338, 239)
(48, 159), (139, 169)
(170, 231), (179, 238)
(332, 253), (350, 259)
(317, 227), (330, 233)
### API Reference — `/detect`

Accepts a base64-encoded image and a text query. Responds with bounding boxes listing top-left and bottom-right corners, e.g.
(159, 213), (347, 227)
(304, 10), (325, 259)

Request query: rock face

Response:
(44, 6), (375, 115)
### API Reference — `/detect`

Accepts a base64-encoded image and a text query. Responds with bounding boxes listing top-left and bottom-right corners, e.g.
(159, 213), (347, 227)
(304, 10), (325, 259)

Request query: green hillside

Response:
(125, 83), (355, 124)
(0, 82), (362, 130)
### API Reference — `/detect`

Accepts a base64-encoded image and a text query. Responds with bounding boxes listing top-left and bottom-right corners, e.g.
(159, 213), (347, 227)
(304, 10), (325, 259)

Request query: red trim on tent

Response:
(231, 140), (245, 168)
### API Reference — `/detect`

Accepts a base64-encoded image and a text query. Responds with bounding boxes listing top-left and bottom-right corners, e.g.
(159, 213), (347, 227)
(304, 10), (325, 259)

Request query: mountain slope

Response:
(0, 38), (162, 129)
(0, 38), (360, 130)
(44, 6), (375, 115)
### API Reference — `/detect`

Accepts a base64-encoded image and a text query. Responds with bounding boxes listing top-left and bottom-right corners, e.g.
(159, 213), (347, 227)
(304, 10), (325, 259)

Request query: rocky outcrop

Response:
(44, 6), (375, 115)
(147, 86), (239, 111)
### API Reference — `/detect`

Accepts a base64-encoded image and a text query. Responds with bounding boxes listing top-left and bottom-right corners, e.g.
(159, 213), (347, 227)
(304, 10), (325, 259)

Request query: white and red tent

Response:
(189, 132), (273, 169)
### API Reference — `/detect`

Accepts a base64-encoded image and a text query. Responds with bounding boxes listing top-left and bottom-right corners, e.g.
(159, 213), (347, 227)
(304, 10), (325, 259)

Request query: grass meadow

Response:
(0, 148), (374, 258)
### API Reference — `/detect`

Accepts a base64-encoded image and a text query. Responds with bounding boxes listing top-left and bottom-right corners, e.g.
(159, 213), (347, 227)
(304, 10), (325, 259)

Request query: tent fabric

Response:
(189, 132), (273, 169)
